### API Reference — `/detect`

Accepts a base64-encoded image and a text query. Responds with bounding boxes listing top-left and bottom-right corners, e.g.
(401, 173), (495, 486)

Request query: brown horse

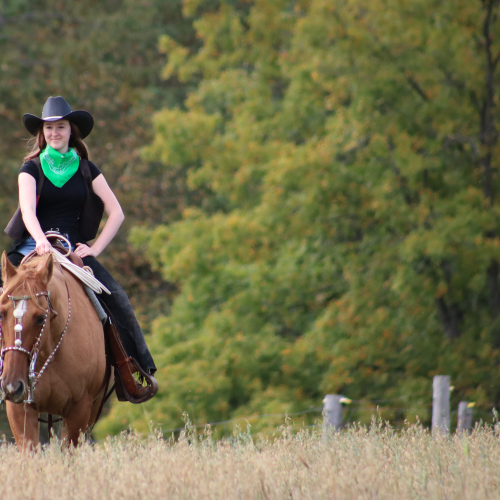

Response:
(0, 251), (110, 450)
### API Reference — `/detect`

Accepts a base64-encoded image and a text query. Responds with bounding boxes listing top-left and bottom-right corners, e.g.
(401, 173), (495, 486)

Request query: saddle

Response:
(51, 243), (158, 404)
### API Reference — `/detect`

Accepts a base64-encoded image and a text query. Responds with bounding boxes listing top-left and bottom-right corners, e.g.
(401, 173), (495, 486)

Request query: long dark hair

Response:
(24, 122), (89, 162)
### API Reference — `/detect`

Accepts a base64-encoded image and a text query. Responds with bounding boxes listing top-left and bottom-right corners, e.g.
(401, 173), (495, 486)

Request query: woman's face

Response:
(43, 119), (71, 153)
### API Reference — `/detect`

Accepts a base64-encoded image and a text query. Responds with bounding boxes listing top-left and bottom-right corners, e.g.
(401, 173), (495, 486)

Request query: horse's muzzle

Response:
(0, 378), (26, 404)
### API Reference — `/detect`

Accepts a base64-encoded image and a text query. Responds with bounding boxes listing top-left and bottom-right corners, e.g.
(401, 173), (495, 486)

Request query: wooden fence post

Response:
(323, 394), (343, 434)
(457, 401), (473, 434)
(432, 375), (450, 436)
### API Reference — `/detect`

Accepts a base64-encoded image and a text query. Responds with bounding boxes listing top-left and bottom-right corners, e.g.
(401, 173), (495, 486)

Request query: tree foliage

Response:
(97, 0), (500, 436)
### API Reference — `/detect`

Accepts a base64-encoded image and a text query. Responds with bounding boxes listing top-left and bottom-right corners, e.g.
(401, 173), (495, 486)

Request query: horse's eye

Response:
(35, 315), (46, 326)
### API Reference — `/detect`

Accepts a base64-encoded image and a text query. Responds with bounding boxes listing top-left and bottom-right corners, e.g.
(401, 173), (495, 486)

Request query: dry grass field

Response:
(0, 418), (499, 499)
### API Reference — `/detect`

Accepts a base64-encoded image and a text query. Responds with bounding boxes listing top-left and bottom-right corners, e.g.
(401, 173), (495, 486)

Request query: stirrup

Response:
(114, 359), (158, 404)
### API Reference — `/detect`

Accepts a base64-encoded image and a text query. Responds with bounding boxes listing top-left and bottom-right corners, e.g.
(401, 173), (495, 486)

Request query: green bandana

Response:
(40, 145), (80, 188)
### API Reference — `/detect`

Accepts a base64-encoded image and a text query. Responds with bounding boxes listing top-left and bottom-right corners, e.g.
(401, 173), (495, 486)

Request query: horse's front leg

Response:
(6, 401), (39, 451)
(62, 392), (93, 448)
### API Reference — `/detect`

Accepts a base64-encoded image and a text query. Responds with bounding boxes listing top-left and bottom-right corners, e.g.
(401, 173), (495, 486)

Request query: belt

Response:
(45, 228), (70, 240)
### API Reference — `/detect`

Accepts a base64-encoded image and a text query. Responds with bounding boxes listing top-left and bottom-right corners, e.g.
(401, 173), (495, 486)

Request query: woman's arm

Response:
(74, 174), (125, 258)
(18, 172), (52, 255)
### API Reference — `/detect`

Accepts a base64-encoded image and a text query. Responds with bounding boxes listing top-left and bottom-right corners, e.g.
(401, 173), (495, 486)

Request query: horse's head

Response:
(0, 252), (54, 403)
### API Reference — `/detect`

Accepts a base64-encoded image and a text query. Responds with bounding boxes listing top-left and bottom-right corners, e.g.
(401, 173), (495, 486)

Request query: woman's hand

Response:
(35, 237), (52, 255)
(74, 243), (98, 259)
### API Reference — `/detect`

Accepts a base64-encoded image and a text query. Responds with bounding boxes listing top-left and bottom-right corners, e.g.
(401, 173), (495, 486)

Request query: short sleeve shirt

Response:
(19, 160), (102, 233)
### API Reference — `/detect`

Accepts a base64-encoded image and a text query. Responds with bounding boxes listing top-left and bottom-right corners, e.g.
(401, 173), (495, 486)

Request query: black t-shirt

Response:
(19, 160), (102, 233)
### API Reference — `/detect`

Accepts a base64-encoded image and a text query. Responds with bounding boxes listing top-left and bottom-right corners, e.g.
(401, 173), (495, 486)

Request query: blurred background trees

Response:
(0, 0), (499, 438)
(96, 0), (500, 436)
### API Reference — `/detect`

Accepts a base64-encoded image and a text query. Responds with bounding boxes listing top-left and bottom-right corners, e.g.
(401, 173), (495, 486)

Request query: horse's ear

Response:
(1, 251), (17, 284)
(36, 254), (54, 286)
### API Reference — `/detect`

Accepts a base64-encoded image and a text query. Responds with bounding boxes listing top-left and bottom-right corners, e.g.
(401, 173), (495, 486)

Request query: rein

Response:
(0, 270), (71, 404)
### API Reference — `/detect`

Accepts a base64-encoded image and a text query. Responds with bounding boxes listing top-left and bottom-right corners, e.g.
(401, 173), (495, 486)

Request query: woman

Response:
(1, 96), (156, 402)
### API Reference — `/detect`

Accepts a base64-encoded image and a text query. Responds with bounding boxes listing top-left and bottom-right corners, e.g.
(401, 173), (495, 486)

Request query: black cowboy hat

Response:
(23, 96), (94, 139)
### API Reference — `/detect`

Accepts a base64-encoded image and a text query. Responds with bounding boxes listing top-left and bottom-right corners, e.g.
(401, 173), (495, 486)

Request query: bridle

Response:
(0, 277), (71, 404)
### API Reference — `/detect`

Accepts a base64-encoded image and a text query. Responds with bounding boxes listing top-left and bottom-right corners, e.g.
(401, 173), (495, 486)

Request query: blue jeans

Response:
(16, 236), (75, 255)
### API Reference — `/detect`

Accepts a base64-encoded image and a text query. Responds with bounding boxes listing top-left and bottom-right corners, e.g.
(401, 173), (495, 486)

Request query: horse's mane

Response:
(2, 258), (49, 311)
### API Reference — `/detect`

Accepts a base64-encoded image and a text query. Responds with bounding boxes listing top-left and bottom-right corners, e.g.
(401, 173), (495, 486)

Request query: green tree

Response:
(98, 0), (500, 436)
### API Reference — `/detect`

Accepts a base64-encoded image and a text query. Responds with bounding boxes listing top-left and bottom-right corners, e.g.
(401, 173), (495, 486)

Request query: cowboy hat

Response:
(23, 96), (94, 139)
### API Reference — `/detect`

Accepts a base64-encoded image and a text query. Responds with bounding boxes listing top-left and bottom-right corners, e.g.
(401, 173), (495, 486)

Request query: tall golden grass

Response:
(0, 417), (499, 499)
